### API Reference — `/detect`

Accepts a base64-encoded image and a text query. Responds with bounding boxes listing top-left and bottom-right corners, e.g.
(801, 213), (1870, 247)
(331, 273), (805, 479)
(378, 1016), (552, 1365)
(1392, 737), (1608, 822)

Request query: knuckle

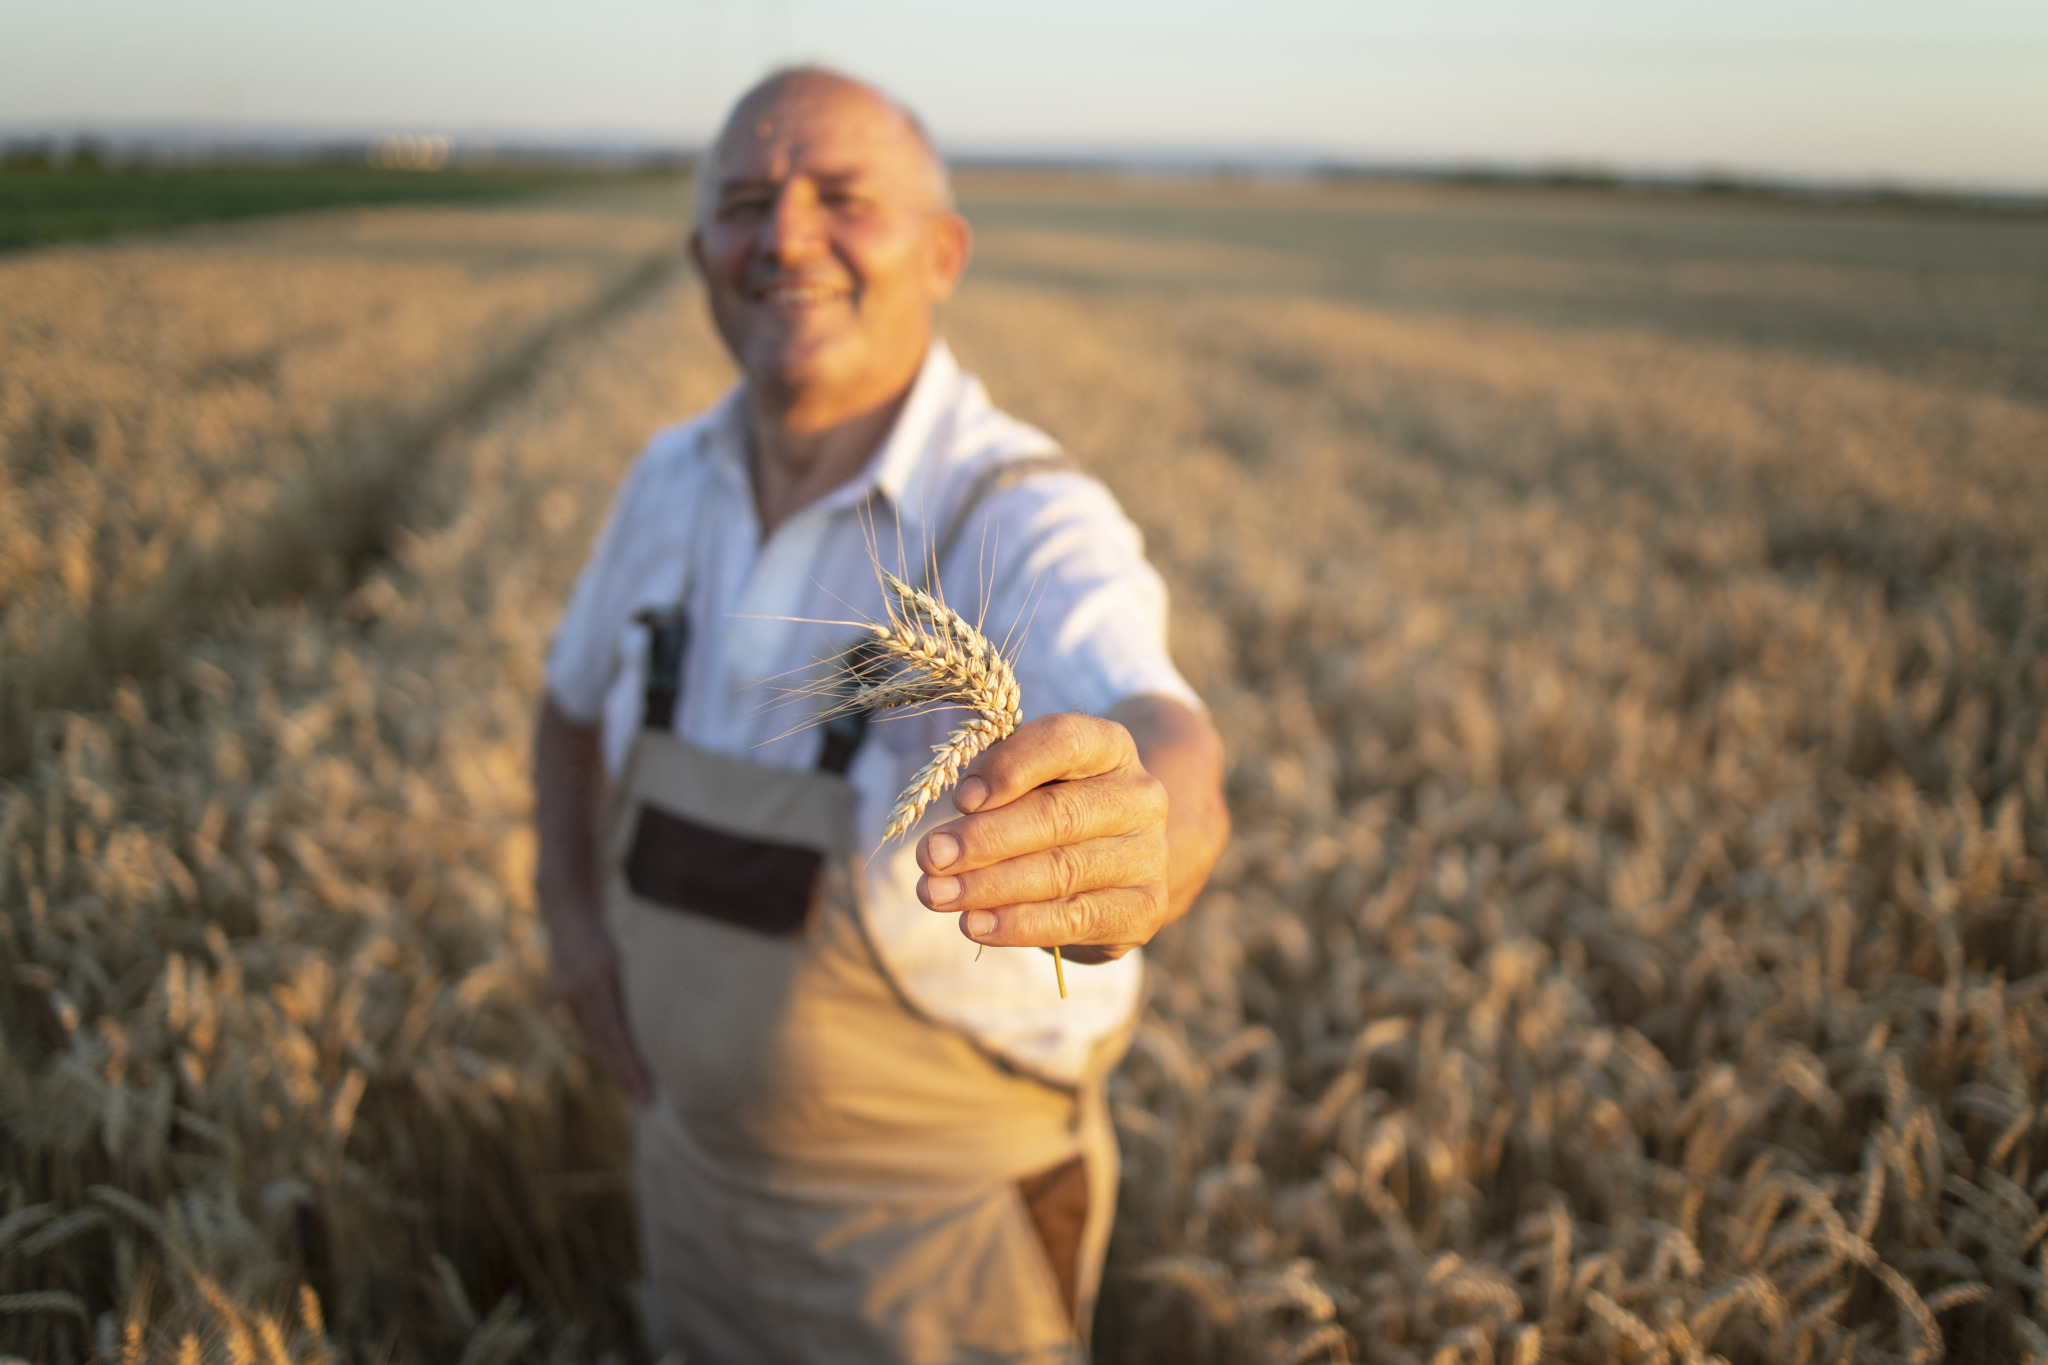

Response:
(963, 817), (1014, 871)
(1059, 895), (1095, 942)
(1042, 785), (1086, 846)
(1047, 711), (1095, 765)
(1046, 843), (1086, 898)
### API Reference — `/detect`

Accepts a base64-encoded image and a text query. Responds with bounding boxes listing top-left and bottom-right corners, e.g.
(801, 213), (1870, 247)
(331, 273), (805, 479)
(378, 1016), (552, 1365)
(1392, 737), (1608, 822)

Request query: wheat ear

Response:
(836, 570), (1066, 998)
(859, 570), (1023, 841)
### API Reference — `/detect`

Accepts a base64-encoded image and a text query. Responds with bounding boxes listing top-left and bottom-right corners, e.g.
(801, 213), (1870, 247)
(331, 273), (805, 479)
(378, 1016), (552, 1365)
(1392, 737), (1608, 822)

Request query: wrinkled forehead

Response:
(722, 94), (902, 179)
(698, 77), (949, 219)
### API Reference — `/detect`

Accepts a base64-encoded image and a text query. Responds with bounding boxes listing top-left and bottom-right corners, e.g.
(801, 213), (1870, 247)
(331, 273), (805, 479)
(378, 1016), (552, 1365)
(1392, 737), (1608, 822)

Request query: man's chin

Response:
(741, 334), (853, 395)
(731, 320), (931, 416)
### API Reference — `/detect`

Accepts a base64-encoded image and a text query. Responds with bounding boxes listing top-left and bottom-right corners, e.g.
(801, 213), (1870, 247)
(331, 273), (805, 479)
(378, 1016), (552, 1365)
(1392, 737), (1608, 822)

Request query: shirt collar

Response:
(866, 338), (961, 513)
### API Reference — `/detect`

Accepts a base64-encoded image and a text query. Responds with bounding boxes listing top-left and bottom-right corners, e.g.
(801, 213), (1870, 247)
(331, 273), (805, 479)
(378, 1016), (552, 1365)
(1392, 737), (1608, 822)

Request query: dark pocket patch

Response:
(624, 803), (822, 936)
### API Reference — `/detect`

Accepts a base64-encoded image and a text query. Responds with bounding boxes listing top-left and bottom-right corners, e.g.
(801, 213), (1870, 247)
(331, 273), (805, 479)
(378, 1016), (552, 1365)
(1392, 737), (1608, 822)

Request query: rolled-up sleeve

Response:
(544, 447), (664, 724)
(976, 473), (1201, 723)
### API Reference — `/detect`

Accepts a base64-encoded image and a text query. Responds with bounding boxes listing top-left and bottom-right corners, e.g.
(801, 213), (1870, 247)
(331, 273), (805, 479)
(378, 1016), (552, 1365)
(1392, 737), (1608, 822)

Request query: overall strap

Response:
(928, 453), (1082, 580)
(635, 449), (725, 733)
(815, 452), (1082, 775)
(634, 604), (690, 731)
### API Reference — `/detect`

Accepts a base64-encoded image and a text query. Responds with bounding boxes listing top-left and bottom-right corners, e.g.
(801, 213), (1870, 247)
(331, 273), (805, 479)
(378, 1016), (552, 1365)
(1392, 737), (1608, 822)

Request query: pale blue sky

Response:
(8, 0), (2045, 189)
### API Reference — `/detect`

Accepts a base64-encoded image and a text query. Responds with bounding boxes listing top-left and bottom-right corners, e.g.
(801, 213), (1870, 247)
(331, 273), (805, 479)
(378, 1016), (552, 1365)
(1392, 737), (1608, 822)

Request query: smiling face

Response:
(691, 73), (970, 428)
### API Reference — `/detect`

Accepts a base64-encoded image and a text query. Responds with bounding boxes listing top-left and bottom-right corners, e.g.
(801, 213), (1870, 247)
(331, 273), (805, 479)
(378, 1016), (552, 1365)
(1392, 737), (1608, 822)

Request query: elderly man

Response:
(534, 67), (1228, 1363)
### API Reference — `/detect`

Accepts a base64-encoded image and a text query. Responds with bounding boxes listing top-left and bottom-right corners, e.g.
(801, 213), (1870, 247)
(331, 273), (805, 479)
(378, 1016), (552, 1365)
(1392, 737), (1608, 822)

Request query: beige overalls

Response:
(603, 461), (1127, 1364)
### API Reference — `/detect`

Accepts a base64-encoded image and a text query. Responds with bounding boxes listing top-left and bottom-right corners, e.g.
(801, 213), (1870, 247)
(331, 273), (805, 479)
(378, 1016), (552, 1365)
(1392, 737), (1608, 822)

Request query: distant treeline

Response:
(953, 153), (2048, 218)
(0, 144), (689, 252)
(1383, 161), (2048, 217)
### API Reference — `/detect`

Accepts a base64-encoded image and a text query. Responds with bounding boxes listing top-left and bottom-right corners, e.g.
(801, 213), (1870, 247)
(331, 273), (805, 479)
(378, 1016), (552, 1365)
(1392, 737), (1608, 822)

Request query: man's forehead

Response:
(711, 79), (929, 187)
(714, 128), (891, 184)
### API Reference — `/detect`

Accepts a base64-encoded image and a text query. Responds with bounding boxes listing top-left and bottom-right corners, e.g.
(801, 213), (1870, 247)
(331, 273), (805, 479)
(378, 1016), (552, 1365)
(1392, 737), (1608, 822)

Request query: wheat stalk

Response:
(831, 570), (1068, 998)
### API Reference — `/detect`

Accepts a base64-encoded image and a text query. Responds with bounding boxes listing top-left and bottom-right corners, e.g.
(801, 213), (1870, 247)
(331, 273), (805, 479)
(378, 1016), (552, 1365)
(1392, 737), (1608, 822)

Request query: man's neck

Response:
(744, 363), (921, 540)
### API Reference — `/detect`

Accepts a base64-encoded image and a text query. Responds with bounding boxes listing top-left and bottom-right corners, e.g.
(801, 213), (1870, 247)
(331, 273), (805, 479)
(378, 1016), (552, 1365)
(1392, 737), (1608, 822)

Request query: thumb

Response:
(957, 713), (1133, 814)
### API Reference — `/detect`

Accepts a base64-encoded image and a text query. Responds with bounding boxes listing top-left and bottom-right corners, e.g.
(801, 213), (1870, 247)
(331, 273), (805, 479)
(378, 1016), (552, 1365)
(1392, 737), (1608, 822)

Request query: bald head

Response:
(695, 67), (952, 230)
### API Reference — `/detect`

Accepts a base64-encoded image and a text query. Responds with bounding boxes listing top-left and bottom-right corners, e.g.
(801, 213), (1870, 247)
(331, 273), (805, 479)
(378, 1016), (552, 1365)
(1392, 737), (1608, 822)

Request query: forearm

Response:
(532, 694), (652, 1100)
(1108, 694), (1230, 923)
(533, 695), (607, 953)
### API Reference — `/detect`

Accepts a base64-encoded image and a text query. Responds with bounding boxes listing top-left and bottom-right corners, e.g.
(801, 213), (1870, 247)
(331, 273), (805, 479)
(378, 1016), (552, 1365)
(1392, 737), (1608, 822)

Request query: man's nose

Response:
(758, 180), (826, 265)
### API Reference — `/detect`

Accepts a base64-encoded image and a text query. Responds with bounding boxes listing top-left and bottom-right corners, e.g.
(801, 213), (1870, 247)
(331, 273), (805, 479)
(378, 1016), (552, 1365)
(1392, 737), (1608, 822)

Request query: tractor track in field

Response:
(0, 231), (692, 776)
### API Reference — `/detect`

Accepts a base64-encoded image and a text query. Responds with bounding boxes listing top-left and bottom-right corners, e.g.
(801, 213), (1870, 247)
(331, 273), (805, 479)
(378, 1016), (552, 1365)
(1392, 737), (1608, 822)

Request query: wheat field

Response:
(0, 192), (688, 772)
(2, 176), (2045, 1363)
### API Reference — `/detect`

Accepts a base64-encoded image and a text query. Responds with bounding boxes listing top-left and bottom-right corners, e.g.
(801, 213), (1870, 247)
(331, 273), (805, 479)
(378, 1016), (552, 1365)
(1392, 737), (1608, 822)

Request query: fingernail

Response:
(956, 777), (989, 812)
(962, 910), (996, 939)
(926, 876), (960, 907)
(927, 832), (960, 869)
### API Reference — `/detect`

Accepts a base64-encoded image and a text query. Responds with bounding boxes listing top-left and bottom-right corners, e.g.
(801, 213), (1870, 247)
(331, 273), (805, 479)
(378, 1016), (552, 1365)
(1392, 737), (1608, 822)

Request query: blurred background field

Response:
(960, 171), (2048, 399)
(2, 169), (2046, 1364)
(0, 178), (692, 771)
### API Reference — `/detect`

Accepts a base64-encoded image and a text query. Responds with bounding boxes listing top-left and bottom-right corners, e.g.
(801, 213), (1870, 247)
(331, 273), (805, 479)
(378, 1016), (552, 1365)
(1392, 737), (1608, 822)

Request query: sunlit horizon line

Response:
(5, 116), (2045, 198)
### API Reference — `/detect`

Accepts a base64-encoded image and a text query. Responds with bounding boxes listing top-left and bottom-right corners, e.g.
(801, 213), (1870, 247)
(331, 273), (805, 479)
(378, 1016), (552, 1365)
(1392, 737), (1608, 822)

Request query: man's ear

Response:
(687, 229), (709, 282)
(927, 212), (972, 301)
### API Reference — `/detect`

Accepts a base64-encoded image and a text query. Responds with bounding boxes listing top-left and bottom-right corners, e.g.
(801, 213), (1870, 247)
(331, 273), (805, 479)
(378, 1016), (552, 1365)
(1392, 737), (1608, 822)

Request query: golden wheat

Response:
(1, 196), (728, 1362)
(0, 196), (686, 769)
(942, 264), (2048, 1363)
(855, 570), (1025, 843)
(3, 177), (2044, 1364)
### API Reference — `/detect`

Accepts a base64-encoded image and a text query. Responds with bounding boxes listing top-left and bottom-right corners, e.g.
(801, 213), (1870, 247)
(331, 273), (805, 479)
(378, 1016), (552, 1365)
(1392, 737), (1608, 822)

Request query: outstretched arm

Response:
(534, 696), (652, 1102)
(914, 694), (1230, 963)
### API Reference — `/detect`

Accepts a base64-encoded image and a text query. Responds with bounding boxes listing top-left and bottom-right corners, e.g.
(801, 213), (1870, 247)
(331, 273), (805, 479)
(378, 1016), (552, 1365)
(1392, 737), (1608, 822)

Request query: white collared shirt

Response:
(545, 340), (1198, 1083)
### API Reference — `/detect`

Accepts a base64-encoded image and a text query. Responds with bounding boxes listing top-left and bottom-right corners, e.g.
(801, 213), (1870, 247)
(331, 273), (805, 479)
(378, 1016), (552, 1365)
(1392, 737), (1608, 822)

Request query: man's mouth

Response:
(756, 282), (851, 308)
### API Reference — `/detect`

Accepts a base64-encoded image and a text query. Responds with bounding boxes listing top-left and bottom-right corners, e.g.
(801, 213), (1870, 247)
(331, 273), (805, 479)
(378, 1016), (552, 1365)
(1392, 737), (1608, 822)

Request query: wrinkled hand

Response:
(916, 713), (1170, 964)
(548, 915), (652, 1104)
